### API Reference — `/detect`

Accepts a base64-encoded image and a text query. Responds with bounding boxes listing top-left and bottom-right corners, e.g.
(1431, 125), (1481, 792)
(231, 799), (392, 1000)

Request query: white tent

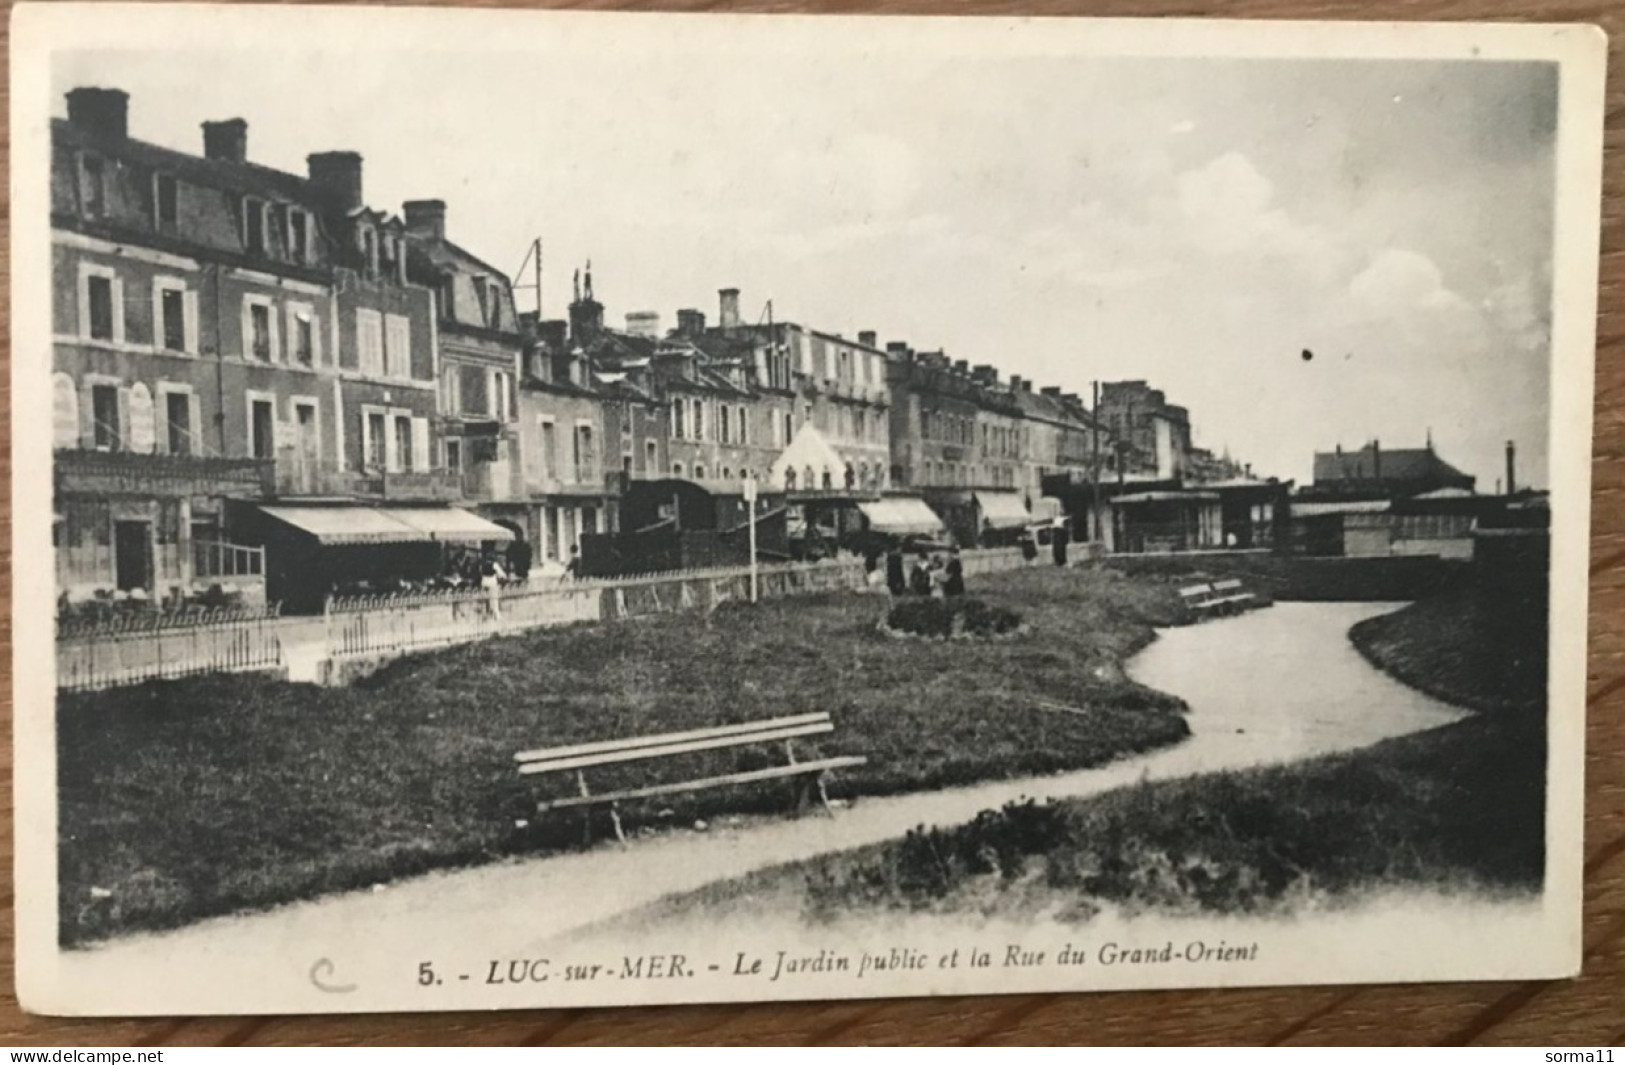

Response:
(768, 423), (849, 491)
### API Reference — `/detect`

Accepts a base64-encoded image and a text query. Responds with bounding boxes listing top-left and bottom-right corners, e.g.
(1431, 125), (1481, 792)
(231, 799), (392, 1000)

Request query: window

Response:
(694, 464), (706, 480)
(473, 276), (491, 326)
(165, 391), (192, 456)
(91, 384), (120, 450)
(738, 406), (748, 446)
(394, 416), (413, 472)
(249, 303), (273, 361)
(574, 424), (596, 483)
(693, 399), (705, 441)
(445, 439), (463, 473)
(722, 467), (732, 480)
(81, 155), (106, 217)
(356, 309), (384, 376)
(361, 227), (378, 276)
(672, 462), (684, 477)
(492, 370), (513, 422)
(154, 173), (178, 228)
(365, 411), (387, 469)
(671, 400), (686, 440)
(440, 364), (461, 415)
(645, 440), (657, 473)
(291, 308), (314, 366)
(250, 398), (276, 460)
(287, 210), (308, 264)
(86, 275), (115, 341)
(719, 405), (731, 445)
(159, 287), (186, 352)
(384, 314), (411, 378)
(539, 418), (557, 479)
(783, 413), (793, 445)
(244, 198), (266, 253)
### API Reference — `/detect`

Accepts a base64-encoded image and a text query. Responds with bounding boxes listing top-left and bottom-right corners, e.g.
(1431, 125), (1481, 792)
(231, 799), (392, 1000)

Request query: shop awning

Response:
(974, 491), (1031, 529)
(259, 505), (422, 545)
(858, 497), (945, 536)
(258, 505), (513, 546)
(382, 507), (514, 543)
(1112, 491), (1221, 505)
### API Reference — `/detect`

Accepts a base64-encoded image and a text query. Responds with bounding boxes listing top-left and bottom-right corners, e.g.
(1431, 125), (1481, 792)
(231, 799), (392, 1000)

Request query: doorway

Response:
(114, 520), (152, 593)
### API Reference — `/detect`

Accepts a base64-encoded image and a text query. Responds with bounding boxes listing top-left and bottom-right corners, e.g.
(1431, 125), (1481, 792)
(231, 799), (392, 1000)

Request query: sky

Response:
(52, 34), (1558, 488)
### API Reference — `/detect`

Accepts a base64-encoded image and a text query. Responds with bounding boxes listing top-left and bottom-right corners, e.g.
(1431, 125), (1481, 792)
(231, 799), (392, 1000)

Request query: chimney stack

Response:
(403, 199), (447, 241)
(537, 319), (568, 352)
(858, 330), (877, 349)
(1042, 386), (1062, 397)
(1372, 438), (1382, 482)
(66, 87), (129, 140)
(718, 288), (741, 329)
(307, 151), (364, 212)
(675, 309), (706, 339)
(954, 359), (969, 376)
(202, 118), (247, 163)
(625, 311), (661, 338)
(1506, 440), (1517, 495)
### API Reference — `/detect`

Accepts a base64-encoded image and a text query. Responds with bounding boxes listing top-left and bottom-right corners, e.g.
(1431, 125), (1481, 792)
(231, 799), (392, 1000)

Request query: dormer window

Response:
(242, 197), (268, 253)
(153, 173), (178, 229)
(360, 226), (378, 277)
(286, 209), (309, 264)
(81, 154), (106, 218)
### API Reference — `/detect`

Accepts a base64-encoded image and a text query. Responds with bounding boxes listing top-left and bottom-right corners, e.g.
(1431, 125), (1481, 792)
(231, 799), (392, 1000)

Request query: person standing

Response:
(945, 547), (965, 596)
(909, 552), (933, 596)
(1052, 523), (1070, 567)
(885, 543), (907, 597)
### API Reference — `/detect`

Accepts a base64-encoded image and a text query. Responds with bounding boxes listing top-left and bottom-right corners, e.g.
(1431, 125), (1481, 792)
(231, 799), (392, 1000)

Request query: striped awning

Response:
(259, 505), (512, 545)
(382, 507), (514, 543)
(974, 491), (1031, 529)
(858, 497), (945, 536)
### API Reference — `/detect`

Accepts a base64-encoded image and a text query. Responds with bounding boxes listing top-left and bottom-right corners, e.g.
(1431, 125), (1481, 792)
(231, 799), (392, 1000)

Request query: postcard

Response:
(10, 3), (1605, 1016)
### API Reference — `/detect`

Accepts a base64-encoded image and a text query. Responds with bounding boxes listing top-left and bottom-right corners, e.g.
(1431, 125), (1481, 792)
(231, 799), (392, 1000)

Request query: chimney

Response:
(403, 199), (447, 241)
(1506, 440), (1517, 495)
(858, 330), (877, 349)
(1372, 439), (1382, 482)
(201, 118), (247, 163)
(1042, 386), (1062, 397)
(975, 365), (1000, 386)
(718, 288), (741, 329)
(675, 309), (706, 339)
(1061, 393), (1080, 405)
(625, 311), (660, 338)
(66, 87), (129, 140)
(538, 319), (568, 352)
(954, 359), (969, 376)
(307, 151), (364, 212)
(886, 341), (910, 355)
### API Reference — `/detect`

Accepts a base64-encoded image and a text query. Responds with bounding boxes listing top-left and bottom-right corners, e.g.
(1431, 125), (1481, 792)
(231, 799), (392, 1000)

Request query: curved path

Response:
(52, 602), (1467, 1014)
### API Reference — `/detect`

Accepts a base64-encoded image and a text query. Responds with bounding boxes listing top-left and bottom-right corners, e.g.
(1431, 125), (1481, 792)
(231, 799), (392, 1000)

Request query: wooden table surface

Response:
(2, 0), (1622, 1045)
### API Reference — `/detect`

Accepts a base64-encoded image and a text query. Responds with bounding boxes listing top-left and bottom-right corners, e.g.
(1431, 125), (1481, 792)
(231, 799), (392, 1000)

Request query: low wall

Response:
(1102, 551), (1466, 601)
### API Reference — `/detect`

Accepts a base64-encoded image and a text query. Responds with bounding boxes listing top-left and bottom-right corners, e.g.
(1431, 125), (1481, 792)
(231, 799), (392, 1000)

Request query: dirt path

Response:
(50, 602), (1467, 1015)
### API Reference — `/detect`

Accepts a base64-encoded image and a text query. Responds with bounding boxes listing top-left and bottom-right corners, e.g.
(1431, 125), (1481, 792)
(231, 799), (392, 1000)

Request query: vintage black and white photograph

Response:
(10, 5), (1604, 1016)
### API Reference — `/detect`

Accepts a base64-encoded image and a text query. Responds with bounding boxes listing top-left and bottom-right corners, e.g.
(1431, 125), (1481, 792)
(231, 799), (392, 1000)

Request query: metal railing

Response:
(193, 539), (265, 579)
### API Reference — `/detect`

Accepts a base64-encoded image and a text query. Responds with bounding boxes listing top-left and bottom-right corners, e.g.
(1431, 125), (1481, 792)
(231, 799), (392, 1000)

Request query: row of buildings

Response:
(68, 86), (1470, 616)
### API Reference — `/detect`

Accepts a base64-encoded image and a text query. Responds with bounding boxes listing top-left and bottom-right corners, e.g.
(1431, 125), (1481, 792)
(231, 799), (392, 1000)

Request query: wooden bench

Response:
(515, 712), (867, 844)
(1178, 579), (1265, 620)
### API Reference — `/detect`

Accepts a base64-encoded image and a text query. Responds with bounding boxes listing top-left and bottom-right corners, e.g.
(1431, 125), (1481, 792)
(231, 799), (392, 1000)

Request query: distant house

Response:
(1306, 439), (1475, 500)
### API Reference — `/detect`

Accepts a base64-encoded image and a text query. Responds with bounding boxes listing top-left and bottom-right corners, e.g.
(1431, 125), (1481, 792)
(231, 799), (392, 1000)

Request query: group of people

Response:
(871, 543), (966, 598)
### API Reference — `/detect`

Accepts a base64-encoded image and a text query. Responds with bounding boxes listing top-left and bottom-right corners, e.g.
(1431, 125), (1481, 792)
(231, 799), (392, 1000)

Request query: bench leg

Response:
(581, 808), (594, 848)
(816, 771), (836, 817)
(609, 802), (628, 846)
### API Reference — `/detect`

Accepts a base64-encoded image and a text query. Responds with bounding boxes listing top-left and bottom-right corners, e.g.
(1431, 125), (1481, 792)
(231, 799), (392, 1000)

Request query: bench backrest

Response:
(1178, 583), (1213, 599)
(516, 712), (834, 776)
(1212, 579), (1245, 592)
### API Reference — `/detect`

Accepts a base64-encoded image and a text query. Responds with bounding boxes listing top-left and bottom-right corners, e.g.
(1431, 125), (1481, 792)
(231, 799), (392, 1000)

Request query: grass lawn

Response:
(58, 565), (1191, 946)
(678, 576), (1549, 925)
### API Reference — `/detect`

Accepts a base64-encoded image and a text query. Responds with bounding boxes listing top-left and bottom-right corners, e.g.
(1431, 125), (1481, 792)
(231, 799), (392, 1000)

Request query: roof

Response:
(258, 504), (513, 545)
(1112, 490), (1220, 504)
(1290, 499), (1392, 517)
(1313, 444), (1473, 486)
(858, 497), (946, 537)
(54, 118), (314, 207)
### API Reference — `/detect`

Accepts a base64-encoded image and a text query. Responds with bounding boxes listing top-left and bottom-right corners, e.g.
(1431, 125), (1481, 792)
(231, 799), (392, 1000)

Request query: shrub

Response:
(884, 597), (1023, 639)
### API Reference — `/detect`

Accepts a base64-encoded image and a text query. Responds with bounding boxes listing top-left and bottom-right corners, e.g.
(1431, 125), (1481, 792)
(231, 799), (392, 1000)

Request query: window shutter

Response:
(79, 381), (95, 448)
(182, 290), (199, 354)
(52, 375), (79, 450)
(188, 393), (203, 455)
(411, 417), (430, 472)
(116, 386), (132, 452)
(111, 278), (126, 344)
(269, 303), (282, 363)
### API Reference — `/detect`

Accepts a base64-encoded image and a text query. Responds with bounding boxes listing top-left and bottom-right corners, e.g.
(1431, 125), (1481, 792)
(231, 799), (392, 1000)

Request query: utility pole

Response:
(1091, 379), (1101, 544)
(745, 473), (760, 603)
(511, 237), (543, 317)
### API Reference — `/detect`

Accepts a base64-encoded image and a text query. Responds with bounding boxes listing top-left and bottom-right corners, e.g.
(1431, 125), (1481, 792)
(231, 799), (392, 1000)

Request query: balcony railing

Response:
(272, 454), (464, 502)
(193, 539), (265, 580)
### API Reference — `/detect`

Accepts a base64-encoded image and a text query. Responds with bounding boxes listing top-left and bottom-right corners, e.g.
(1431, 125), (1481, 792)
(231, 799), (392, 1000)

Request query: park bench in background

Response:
(515, 711), (867, 844)
(1178, 578), (1266, 621)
